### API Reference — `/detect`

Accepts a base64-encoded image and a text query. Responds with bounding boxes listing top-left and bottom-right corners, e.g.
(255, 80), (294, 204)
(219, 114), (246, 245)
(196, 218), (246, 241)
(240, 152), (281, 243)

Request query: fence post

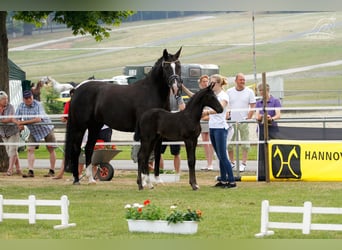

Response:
(60, 195), (69, 226)
(302, 201), (312, 234)
(235, 121), (240, 176)
(28, 195), (36, 224)
(54, 195), (76, 229)
(0, 195), (3, 222)
(260, 200), (269, 234)
(255, 200), (274, 237)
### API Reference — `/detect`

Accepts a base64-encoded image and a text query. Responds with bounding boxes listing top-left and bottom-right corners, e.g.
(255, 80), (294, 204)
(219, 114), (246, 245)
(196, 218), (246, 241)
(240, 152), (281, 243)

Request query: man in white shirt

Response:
(226, 73), (256, 172)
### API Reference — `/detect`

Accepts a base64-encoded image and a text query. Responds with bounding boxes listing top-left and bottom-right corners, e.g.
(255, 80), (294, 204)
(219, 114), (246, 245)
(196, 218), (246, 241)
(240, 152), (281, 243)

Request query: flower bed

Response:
(124, 199), (202, 234)
(127, 219), (198, 234)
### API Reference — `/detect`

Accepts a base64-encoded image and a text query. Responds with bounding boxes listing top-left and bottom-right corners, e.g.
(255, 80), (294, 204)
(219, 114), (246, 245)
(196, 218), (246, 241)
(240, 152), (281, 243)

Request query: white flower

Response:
(133, 203), (142, 208)
(170, 205), (177, 210)
(124, 204), (131, 209)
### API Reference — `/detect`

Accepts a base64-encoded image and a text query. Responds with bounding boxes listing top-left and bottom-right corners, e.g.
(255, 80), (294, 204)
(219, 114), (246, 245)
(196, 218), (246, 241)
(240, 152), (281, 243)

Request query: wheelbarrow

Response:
(90, 149), (121, 181)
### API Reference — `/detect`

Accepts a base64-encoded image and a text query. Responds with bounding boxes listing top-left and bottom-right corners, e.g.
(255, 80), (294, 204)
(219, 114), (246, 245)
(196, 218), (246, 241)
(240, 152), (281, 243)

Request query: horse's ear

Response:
(175, 47), (182, 59)
(209, 82), (215, 90)
(163, 49), (169, 59)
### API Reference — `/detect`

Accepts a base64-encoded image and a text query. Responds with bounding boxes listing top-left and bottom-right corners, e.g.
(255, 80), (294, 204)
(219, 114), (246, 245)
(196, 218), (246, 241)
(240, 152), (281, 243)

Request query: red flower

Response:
(137, 207), (142, 213)
(196, 209), (202, 217)
(144, 199), (150, 206)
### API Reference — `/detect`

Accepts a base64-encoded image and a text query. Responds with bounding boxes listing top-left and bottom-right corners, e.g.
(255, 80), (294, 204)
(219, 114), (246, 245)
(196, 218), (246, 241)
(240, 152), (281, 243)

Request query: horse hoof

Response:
(192, 185), (200, 190)
(73, 181), (80, 185)
(88, 180), (96, 185)
(85, 166), (92, 177)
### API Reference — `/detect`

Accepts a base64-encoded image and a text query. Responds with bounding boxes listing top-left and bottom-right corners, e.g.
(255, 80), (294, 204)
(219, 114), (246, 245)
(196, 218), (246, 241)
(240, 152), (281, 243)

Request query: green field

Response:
(1, 171), (342, 239)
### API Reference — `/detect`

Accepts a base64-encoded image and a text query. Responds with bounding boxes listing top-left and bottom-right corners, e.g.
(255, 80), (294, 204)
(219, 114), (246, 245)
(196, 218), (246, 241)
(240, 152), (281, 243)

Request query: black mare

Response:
(137, 83), (223, 190)
(64, 48), (182, 184)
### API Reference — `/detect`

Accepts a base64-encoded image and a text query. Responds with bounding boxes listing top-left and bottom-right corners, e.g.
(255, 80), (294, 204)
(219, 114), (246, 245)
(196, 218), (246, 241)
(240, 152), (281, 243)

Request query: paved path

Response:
(19, 159), (258, 173)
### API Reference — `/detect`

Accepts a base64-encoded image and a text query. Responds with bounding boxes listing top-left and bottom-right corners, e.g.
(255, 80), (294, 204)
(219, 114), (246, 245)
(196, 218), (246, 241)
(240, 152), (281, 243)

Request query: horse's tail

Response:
(64, 106), (73, 173)
(133, 121), (140, 141)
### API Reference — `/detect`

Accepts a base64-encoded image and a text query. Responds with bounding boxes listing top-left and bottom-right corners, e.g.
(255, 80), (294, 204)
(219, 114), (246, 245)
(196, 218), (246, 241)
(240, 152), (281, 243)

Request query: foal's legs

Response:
(185, 140), (199, 190)
(138, 137), (159, 190)
(153, 138), (163, 184)
(137, 143), (152, 190)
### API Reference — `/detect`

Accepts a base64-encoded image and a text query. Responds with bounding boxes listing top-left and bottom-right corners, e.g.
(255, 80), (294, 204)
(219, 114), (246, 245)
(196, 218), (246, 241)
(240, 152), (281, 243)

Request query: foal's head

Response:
(191, 83), (223, 114)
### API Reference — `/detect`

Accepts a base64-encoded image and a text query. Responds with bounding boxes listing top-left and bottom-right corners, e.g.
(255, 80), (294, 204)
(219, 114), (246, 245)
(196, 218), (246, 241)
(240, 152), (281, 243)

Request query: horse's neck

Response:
(183, 100), (205, 121)
(146, 73), (170, 100)
(36, 82), (43, 89)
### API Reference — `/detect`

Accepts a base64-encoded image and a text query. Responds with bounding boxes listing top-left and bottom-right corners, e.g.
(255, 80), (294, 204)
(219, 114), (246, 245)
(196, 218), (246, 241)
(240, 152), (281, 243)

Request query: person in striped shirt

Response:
(15, 90), (57, 178)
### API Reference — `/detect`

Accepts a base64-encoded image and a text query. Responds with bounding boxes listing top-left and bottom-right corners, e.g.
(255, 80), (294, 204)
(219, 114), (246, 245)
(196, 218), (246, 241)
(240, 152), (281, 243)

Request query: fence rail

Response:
(0, 194), (76, 229)
(255, 200), (342, 237)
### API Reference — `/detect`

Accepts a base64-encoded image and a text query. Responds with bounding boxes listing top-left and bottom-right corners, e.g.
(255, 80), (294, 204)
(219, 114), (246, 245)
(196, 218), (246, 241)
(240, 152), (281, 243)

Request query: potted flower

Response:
(124, 199), (202, 234)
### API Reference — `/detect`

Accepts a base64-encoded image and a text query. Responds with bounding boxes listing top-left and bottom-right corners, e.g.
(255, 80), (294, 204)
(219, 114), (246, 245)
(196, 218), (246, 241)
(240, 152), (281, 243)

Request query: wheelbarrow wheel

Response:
(95, 162), (114, 181)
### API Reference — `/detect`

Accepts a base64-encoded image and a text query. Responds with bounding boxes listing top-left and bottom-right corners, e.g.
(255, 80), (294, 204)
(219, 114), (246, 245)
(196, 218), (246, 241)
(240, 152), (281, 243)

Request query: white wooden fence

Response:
(0, 194), (76, 229)
(255, 200), (342, 237)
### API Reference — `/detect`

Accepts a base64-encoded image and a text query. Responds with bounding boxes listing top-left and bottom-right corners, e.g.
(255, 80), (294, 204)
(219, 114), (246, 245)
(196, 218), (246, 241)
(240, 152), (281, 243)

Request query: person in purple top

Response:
(255, 83), (281, 139)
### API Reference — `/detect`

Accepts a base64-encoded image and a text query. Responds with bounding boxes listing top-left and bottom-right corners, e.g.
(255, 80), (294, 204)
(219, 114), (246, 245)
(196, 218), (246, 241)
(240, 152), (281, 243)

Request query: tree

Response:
(0, 11), (134, 171)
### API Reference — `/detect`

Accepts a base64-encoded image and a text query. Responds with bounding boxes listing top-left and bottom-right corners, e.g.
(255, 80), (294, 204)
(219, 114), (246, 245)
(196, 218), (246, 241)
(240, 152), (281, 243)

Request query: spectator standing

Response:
(97, 124), (112, 143)
(255, 83), (281, 139)
(159, 93), (185, 173)
(205, 74), (236, 188)
(0, 91), (22, 176)
(226, 73), (256, 172)
(15, 90), (57, 178)
(182, 75), (215, 171)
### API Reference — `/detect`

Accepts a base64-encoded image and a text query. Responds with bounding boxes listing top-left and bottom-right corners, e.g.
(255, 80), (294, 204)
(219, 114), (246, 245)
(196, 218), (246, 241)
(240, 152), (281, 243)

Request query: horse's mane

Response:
(147, 56), (164, 78)
(185, 87), (210, 107)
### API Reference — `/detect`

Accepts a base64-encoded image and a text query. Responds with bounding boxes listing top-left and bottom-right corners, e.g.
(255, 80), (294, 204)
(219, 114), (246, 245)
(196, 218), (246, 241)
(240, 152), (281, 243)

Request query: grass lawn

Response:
(1, 169), (342, 239)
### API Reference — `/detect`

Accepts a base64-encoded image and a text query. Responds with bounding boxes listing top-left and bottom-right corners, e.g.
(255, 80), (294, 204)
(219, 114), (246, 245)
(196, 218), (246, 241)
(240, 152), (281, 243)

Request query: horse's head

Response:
(161, 47), (182, 97)
(40, 76), (51, 85)
(203, 83), (223, 114)
(37, 80), (44, 88)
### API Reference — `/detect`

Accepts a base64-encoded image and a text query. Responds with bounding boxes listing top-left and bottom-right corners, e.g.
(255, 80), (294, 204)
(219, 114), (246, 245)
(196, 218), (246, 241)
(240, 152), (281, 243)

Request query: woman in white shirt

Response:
(203, 74), (236, 188)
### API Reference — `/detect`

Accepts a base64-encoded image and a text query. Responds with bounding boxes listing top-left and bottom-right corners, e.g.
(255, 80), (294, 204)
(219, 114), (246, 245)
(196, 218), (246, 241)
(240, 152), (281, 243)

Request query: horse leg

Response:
(185, 140), (199, 190)
(137, 139), (154, 189)
(84, 125), (102, 184)
(84, 147), (96, 184)
(153, 137), (163, 184)
(69, 130), (84, 185)
(137, 164), (143, 190)
(71, 145), (81, 185)
(137, 148), (148, 190)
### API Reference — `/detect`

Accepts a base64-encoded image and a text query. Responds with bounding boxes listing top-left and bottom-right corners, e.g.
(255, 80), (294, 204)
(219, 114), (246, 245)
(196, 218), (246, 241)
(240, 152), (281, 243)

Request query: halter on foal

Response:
(64, 48), (182, 185)
(137, 83), (223, 190)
